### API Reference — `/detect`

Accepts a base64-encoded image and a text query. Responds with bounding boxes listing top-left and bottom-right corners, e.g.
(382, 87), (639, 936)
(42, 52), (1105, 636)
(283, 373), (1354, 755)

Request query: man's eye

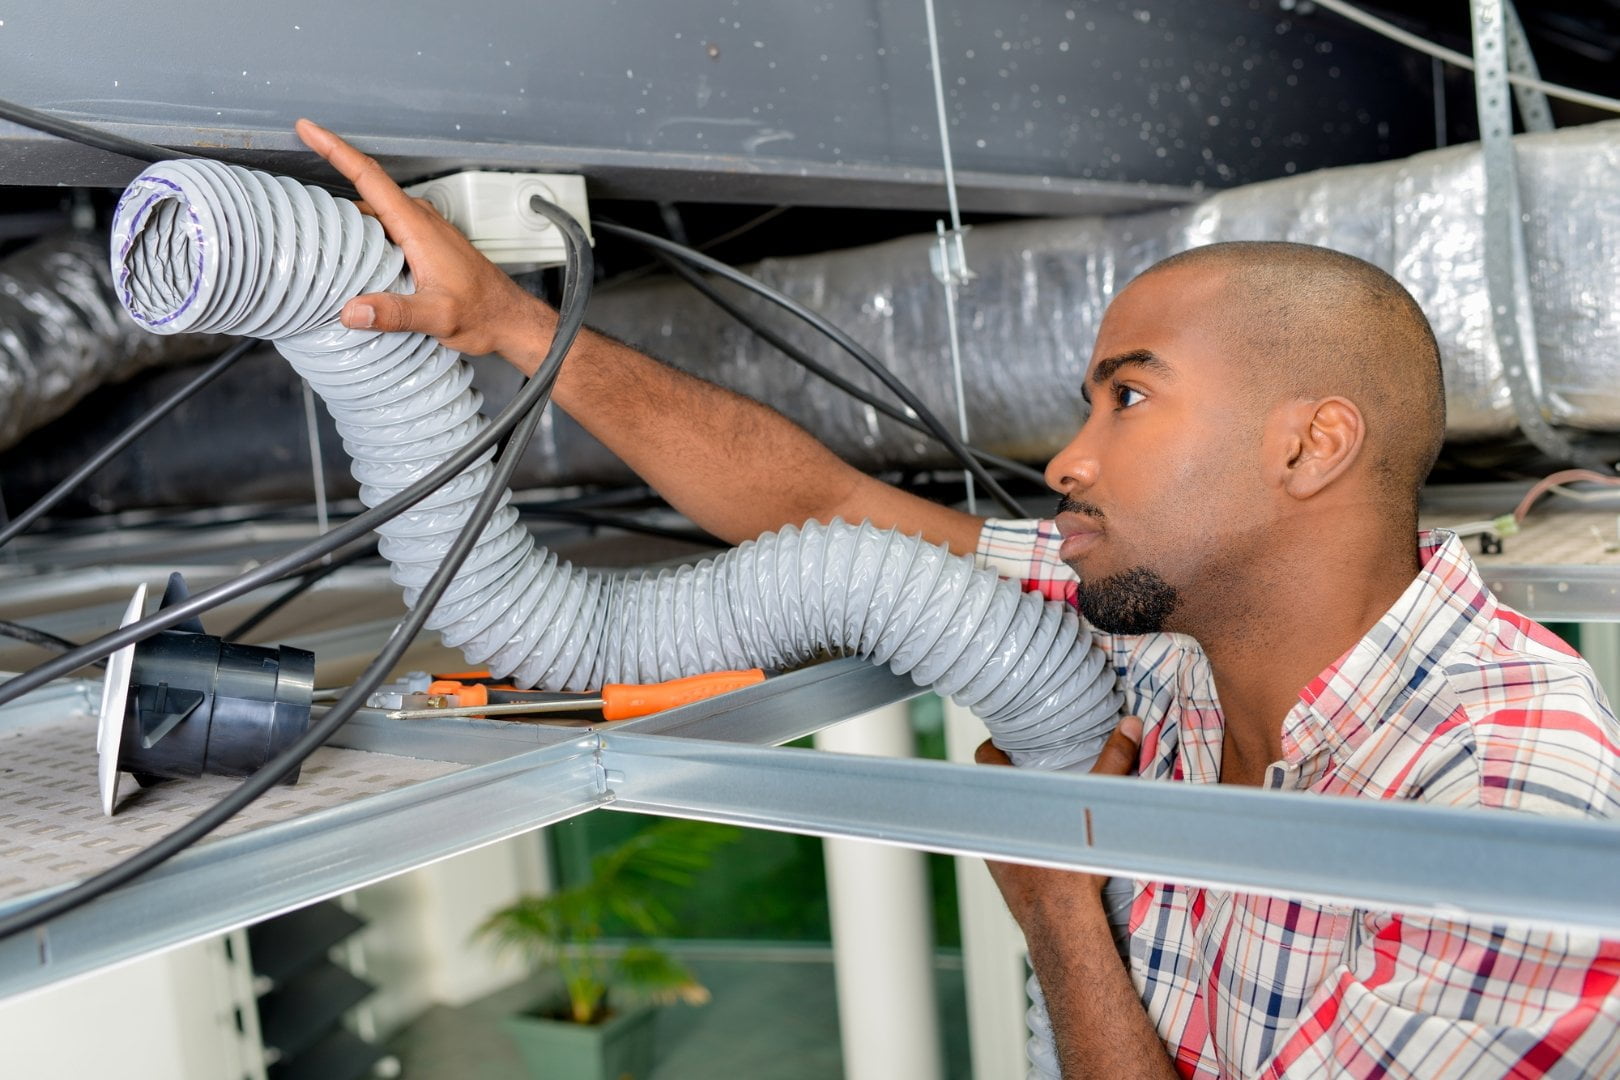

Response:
(1117, 385), (1146, 408)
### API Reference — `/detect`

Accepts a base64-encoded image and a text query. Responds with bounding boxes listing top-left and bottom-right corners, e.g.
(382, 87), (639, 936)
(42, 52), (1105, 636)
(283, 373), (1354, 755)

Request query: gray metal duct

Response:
(0, 231), (222, 452)
(0, 0), (1436, 210)
(538, 118), (1620, 484)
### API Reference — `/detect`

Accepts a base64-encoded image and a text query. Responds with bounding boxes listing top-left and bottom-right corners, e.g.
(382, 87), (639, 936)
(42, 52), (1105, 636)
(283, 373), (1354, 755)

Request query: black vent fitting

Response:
(119, 573), (316, 787)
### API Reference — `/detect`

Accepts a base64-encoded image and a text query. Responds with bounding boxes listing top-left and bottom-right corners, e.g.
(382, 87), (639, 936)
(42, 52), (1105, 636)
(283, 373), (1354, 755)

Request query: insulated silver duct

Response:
(546, 119), (1620, 481)
(0, 231), (223, 451)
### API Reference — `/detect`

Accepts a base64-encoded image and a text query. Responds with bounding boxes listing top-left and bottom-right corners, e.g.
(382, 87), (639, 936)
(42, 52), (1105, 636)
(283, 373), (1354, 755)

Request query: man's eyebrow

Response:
(1082, 349), (1176, 404)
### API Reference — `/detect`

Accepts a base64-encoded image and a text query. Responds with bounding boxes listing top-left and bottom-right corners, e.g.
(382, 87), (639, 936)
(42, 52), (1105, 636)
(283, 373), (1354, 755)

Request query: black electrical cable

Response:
(0, 196), (592, 942)
(0, 98), (354, 197)
(0, 620), (105, 669)
(650, 251), (1050, 490)
(224, 540), (383, 640)
(597, 205), (791, 293)
(0, 99), (190, 165)
(594, 220), (1029, 517)
(0, 340), (257, 550)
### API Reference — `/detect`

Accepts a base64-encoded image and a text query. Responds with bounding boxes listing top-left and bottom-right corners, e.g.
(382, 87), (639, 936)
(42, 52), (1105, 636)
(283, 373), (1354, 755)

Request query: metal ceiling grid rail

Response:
(5, 658), (1619, 1004)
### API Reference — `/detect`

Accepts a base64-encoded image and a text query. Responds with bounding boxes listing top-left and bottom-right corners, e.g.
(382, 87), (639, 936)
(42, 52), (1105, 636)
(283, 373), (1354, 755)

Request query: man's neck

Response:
(1186, 522), (1422, 787)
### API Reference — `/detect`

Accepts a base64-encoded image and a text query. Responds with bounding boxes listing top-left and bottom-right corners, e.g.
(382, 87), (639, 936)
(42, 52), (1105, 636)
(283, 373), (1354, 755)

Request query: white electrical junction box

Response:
(405, 171), (591, 272)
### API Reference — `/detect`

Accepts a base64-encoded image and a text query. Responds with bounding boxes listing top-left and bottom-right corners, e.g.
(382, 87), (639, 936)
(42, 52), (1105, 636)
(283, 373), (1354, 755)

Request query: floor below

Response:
(388, 946), (974, 1080)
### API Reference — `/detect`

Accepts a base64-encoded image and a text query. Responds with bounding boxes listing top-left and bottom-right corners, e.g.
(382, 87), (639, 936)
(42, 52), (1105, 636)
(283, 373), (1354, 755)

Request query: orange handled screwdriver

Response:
(382, 669), (766, 721)
(598, 670), (767, 720)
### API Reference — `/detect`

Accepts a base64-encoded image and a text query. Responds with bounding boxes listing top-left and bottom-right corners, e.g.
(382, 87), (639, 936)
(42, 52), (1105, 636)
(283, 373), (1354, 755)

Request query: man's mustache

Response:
(1056, 495), (1105, 521)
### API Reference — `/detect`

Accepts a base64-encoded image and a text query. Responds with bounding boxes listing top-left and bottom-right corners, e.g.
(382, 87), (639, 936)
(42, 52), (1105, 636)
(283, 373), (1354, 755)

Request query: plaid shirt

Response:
(976, 519), (1620, 1079)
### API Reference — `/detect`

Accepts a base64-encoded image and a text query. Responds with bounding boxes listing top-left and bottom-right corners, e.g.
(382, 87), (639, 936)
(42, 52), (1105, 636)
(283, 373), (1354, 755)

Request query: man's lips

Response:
(1055, 511), (1103, 561)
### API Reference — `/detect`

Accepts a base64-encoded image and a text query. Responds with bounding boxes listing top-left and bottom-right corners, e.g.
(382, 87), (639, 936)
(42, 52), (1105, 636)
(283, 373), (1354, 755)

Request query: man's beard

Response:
(1055, 494), (1181, 634)
(1076, 566), (1181, 635)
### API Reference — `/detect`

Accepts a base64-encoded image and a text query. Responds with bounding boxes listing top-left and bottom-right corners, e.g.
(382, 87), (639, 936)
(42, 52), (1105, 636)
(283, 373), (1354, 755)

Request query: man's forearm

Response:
(980, 728), (1171, 1078)
(502, 302), (982, 550)
(1028, 899), (1179, 1080)
(550, 323), (868, 543)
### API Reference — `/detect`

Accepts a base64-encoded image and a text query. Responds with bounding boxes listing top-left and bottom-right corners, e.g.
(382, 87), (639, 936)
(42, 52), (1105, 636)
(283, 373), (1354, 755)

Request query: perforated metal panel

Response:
(0, 708), (460, 902)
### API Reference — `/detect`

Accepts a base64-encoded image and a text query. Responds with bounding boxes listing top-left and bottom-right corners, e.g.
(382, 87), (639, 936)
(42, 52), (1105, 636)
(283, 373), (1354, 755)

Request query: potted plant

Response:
(477, 818), (740, 1080)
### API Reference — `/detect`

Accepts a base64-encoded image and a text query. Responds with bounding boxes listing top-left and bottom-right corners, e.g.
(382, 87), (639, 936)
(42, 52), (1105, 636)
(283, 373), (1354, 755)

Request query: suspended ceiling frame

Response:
(1, 480), (1618, 1004)
(4, 647), (1620, 1004)
(2, 401), (1614, 1043)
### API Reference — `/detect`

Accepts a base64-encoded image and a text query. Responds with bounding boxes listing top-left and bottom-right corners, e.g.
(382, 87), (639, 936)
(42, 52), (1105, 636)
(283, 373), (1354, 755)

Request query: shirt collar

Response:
(1277, 529), (1493, 781)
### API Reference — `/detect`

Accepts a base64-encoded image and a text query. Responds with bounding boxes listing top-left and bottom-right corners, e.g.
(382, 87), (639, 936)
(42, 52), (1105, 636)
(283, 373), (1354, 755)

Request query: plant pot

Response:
(501, 1000), (660, 1080)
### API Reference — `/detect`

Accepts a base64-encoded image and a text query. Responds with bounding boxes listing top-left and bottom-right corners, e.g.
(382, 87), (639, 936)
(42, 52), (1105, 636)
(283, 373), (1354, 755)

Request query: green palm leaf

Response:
(475, 818), (741, 1024)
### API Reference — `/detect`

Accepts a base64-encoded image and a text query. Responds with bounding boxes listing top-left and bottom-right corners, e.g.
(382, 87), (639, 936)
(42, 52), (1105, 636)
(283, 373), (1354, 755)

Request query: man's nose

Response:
(1044, 426), (1101, 493)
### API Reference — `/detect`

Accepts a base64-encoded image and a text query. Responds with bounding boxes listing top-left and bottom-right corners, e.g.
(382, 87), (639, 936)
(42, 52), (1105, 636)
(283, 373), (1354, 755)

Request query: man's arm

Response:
(296, 119), (984, 550)
(542, 320), (984, 550)
(978, 720), (1180, 1080)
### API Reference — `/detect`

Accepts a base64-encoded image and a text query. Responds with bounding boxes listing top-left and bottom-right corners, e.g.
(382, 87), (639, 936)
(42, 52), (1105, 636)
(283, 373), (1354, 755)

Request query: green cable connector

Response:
(1493, 514), (1521, 537)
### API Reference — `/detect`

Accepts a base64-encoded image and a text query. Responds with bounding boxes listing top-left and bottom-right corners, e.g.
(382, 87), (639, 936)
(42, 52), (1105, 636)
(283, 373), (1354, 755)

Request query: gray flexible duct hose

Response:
(110, 159), (1125, 1073)
(110, 157), (1123, 771)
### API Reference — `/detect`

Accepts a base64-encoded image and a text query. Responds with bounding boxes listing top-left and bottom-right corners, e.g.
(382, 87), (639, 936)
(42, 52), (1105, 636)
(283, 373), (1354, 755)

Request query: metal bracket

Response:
(12, 653), (1620, 1002)
(928, 222), (974, 289)
(0, 736), (608, 1000)
(1469, 0), (1612, 470)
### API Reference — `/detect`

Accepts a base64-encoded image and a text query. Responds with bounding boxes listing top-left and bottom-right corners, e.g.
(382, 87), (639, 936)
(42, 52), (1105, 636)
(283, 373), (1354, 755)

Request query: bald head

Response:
(1139, 241), (1445, 522)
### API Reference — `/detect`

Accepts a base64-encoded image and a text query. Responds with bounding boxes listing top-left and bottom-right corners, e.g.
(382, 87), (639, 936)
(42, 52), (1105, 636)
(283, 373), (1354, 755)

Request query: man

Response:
(297, 121), (1620, 1077)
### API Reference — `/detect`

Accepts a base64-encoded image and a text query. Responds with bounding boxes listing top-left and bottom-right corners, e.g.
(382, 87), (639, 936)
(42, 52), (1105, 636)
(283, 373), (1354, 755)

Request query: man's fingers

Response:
(295, 119), (420, 226)
(974, 738), (1012, 767)
(1091, 715), (1143, 778)
(341, 292), (429, 334)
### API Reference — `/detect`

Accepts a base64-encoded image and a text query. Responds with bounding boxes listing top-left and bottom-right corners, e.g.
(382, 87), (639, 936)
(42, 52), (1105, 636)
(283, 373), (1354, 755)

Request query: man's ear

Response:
(1266, 396), (1365, 500)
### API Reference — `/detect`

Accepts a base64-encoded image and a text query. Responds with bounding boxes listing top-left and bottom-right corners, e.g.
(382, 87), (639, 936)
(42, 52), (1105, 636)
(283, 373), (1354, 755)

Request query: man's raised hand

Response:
(294, 119), (554, 364)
